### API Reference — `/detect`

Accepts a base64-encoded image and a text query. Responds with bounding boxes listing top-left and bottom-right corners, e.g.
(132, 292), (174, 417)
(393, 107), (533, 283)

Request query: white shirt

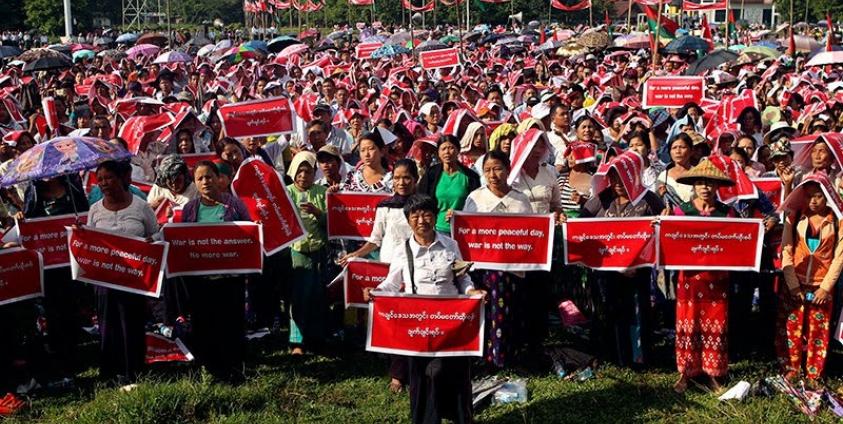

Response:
(262, 139), (290, 175)
(88, 196), (159, 238)
(147, 183), (198, 207)
(367, 206), (413, 263)
(511, 165), (562, 214)
(377, 233), (474, 296)
(463, 187), (532, 214)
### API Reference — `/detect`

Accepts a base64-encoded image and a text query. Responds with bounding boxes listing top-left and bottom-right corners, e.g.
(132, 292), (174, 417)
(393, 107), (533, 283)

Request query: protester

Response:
(417, 135), (480, 235)
(180, 160), (252, 382)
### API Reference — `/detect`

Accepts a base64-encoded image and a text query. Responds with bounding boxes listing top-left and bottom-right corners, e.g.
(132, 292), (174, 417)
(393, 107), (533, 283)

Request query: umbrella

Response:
(94, 37), (113, 47)
(1, 137), (131, 188)
(267, 36), (301, 53)
(807, 51), (843, 66)
(97, 49), (126, 60)
(556, 43), (588, 57)
(371, 44), (411, 59)
(69, 43), (96, 53)
(480, 33), (512, 45)
(728, 44), (747, 51)
(126, 44), (161, 60)
(363, 34), (388, 43)
(613, 33), (650, 49)
(197, 44), (216, 57)
(72, 49), (95, 62)
(185, 34), (212, 47)
(754, 40), (780, 49)
(20, 48), (72, 72)
(439, 35), (460, 44)
(222, 45), (262, 63)
(278, 43), (310, 58)
(18, 47), (68, 63)
(555, 29), (576, 41)
(518, 35), (537, 44)
(46, 44), (72, 55)
(494, 37), (521, 46)
(416, 40), (449, 52)
(741, 45), (778, 58)
(779, 35), (821, 52)
(299, 29), (319, 40)
(387, 31), (413, 46)
(664, 35), (711, 54)
(137, 32), (168, 47)
(153, 51), (192, 64)
(576, 30), (611, 49)
(0, 45), (21, 58)
(327, 30), (351, 41)
(463, 31), (482, 42)
(115, 33), (138, 44)
(242, 40), (269, 53)
(215, 39), (233, 51)
(683, 49), (739, 75)
(538, 39), (565, 52)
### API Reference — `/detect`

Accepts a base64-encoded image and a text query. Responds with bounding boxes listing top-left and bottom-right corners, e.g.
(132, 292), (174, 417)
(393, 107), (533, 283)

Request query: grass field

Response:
(6, 328), (843, 424)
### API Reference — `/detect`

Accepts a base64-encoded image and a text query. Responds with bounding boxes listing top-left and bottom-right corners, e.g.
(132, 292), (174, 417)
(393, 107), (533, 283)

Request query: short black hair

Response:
(403, 194), (437, 219)
(194, 160), (220, 177)
(393, 158), (419, 180)
(437, 134), (460, 149)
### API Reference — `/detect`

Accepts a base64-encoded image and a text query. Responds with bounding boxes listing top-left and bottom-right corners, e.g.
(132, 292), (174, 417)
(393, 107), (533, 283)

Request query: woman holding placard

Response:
(778, 173), (843, 381)
(87, 160), (158, 383)
(180, 160), (252, 382)
(463, 150), (531, 369)
(364, 194), (486, 424)
(664, 160), (735, 393)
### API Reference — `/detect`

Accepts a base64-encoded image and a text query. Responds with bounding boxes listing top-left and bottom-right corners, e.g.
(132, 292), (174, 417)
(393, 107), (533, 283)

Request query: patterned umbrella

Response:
(115, 33), (138, 44)
(576, 30), (611, 49)
(242, 40), (269, 53)
(222, 45), (261, 63)
(1, 137), (131, 187)
(126, 44), (161, 60)
(614, 33), (650, 49)
(371, 44), (411, 59)
(278, 43), (310, 58)
(153, 51), (193, 64)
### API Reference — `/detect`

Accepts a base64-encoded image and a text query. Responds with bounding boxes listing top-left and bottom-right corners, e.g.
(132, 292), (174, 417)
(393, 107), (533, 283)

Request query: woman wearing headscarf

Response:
(666, 160), (736, 393)
(418, 102), (442, 135)
(179, 161), (252, 382)
(778, 173), (843, 380)
(458, 121), (487, 171)
(488, 123), (517, 156)
(463, 150), (532, 369)
(148, 154), (198, 210)
(581, 151), (665, 367)
(556, 115), (599, 217)
(418, 135), (481, 235)
(286, 151), (329, 355)
(364, 194), (486, 424)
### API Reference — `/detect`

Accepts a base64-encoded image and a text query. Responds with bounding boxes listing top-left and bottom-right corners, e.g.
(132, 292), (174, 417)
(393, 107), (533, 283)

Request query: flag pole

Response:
(652, 0), (663, 70)
(725, 0), (730, 49)
(626, 0), (633, 33)
(589, 4), (593, 27)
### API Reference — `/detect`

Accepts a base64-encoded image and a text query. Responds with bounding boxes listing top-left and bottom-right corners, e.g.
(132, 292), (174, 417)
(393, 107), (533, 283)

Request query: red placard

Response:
(155, 199), (176, 225)
(231, 157), (305, 255)
(133, 180), (153, 194)
(0, 248), (44, 306)
(68, 226), (169, 298)
(327, 191), (391, 240)
(344, 259), (390, 308)
(750, 177), (785, 211)
(15, 213), (88, 269)
(218, 97), (296, 139)
(162, 222), (264, 277)
(356, 42), (383, 60)
(658, 216), (764, 271)
(419, 48), (461, 70)
(179, 152), (218, 175)
(145, 333), (194, 364)
(563, 218), (658, 270)
(642, 77), (705, 109)
(451, 212), (554, 271)
(366, 292), (484, 357)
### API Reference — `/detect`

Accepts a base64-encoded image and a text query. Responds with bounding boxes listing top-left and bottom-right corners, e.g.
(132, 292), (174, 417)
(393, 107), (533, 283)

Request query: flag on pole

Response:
(644, 5), (678, 42)
(828, 11), (835, 52)
(701, 13), (714, 50)
(727, 9), (737, 39)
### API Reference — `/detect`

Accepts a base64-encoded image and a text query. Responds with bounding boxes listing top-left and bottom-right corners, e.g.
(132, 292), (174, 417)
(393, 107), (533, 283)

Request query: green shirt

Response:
(434, 170), (470, 233)
(197, 202), (225, 223)
(287, 184), (328, 253)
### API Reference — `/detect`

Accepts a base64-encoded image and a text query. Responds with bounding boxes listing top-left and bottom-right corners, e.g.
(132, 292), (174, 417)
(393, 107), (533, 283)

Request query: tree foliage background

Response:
(10, 0), (611, 35)
(772, 0), (843, 24)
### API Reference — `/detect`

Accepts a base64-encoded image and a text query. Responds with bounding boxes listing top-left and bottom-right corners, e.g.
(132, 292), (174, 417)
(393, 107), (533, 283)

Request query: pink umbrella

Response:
(614, 33), (650, 49)
(153, 51), (193, 64)
(807, 50), (843, 66)
(278, 43), (309, 58)
(126, 43), (161, 60)
(554, 29), (576, 42)
(70, 43), (96, 52)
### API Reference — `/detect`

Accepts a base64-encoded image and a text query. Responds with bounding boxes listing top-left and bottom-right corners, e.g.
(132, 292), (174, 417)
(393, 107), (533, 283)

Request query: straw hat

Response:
(676, 159), (735, 186)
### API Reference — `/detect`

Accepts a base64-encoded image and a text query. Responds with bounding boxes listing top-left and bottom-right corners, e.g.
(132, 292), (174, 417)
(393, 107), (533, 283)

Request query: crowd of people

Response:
(0, 15), (842, 422)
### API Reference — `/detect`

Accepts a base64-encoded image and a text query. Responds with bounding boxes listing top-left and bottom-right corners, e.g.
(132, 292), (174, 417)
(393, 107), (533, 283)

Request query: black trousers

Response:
(522, 270), (551, 350)
(592, 270), (653, 367)
(729, 271), (776, 360)
(408, 357), (472, 424)
(390, 355), (409, 383)
(247, 252), (288, 329)
(42, 269), (88, 377)
(185, 276), (245, 381)
(97, 287), (146, 381)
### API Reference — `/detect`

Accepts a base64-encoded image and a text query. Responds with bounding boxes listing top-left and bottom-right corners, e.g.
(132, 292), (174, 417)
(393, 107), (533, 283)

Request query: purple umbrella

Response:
(153, 51), (193, 64)
(126, 43), (161, 60)
(1, 137), (131, 187)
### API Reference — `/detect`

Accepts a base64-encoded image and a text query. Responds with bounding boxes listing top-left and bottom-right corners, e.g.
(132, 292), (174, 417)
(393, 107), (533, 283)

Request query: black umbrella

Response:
(0, 45), (21, 58)
(23, 55), (73, 72)
(267, 36), (302, 53)
(664, 35), (711, 54)
(683, 49), (739, 76)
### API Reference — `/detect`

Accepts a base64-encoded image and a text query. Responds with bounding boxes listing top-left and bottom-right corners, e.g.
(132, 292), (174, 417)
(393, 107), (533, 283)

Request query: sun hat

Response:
(676, 159), (735, 186)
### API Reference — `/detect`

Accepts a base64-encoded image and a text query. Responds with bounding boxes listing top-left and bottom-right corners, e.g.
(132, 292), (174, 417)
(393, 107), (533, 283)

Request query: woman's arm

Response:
(780, 214), (801, 293)
(820, 218), (843, 293)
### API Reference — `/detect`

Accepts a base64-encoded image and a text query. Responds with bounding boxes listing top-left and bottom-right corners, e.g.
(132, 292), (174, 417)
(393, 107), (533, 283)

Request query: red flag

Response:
(682, 0), (726, 10)
(788, 30), (796, 56)
(604, 10), (611, 28)
(701, 14), (714, 50)
(402, 0), (434, 11)
(348, 0), (373, 4)
(828, 11), (835, 52)
(550, 0), (591, 11)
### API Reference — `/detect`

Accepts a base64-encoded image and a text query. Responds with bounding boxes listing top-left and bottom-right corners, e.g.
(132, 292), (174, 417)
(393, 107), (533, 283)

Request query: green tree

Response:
(24, 0), (90, 35)
(773, 0), (843, 24)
